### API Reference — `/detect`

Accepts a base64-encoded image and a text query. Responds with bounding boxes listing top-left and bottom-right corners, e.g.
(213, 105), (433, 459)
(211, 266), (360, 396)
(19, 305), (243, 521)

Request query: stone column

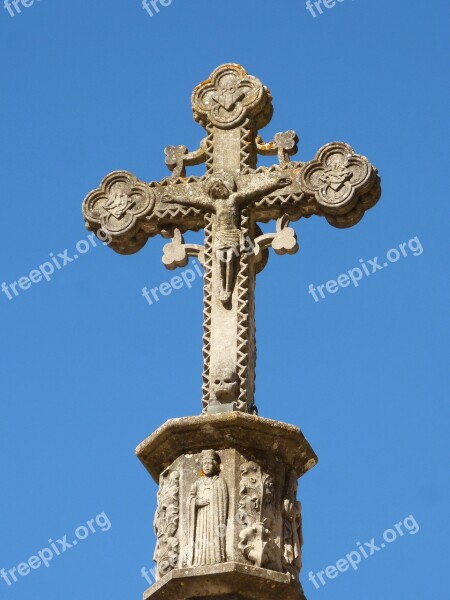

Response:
(137, 412), (317, 600)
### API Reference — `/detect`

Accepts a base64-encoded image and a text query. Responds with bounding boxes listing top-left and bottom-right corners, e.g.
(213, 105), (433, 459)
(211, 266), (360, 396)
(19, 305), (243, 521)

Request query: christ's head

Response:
(210, 181), (230, 200)
(205, 173), (236, 200)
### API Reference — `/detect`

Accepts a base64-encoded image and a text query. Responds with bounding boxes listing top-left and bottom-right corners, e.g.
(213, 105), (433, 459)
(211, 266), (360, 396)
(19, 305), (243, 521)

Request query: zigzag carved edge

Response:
(240, 118), (257, 171)
(205, 125), (215, 174)
(201, 213), (213, 412)
(236, 209), (253, 412)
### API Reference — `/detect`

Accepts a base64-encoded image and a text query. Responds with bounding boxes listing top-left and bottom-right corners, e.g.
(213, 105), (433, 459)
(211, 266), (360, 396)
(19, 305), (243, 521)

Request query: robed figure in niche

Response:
(187, 450), (228, 566)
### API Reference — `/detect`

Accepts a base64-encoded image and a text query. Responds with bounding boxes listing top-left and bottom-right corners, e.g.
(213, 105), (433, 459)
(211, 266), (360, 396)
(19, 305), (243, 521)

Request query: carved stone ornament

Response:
(192, 64), (273, 130)
(238, 461), (278, 570)
(82, 170), (155, 250)
(153, 470), (180, 579)
(282, 471), (303, 579)
(209, 367), (240, 412)
(301, 142), (377, 216)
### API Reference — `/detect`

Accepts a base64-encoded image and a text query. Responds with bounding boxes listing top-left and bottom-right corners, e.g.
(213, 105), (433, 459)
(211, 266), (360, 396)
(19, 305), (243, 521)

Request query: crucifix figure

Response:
(162, 172), (292, 304)
(82, 63), (381, 415)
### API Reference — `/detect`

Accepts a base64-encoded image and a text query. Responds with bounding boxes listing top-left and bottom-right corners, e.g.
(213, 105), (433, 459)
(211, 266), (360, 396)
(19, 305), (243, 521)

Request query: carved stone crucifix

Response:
(82, 64), (381, 415)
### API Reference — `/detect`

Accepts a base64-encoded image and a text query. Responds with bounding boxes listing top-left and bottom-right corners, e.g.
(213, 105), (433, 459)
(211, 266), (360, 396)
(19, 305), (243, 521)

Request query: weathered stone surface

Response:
(136, 412), (317, 482)
(143, 562), (306, 600)
(83, 63), (381, 415)
(82, 63), (380, 600)
(137, 413), (316, 595)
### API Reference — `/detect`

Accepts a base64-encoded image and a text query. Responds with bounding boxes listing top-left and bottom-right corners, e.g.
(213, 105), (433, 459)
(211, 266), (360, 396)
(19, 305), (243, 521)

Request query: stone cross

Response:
(82, 64), (380, 415)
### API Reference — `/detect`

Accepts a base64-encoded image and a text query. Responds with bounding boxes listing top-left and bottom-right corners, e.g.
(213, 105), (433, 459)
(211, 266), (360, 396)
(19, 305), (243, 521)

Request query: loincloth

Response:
(214, 229), (242, 251)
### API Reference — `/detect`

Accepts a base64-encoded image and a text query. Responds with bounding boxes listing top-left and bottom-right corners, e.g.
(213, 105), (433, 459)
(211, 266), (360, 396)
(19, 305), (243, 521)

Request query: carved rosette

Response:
(153, 470), (180, 579)
(192, 64), (273, 130)
(82, 171), (155, 254)
(301, 142), (380, 227)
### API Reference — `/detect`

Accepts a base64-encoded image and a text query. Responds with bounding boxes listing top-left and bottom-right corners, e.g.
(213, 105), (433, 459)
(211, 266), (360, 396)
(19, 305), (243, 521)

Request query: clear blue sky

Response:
(0, 1), (448, 599)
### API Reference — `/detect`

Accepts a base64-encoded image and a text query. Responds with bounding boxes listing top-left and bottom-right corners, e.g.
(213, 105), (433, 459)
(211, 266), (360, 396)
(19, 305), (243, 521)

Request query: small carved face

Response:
(240, 461), (258, 478)
(202, 457), (219, 477)
(212, 368), (239, 403)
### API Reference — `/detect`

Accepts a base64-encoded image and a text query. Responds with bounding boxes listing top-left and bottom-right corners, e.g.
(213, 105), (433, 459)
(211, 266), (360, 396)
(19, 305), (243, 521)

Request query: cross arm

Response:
(236, 172), (293, 206)
(238, 142), (380, 229)
(82, 171), (211, 255)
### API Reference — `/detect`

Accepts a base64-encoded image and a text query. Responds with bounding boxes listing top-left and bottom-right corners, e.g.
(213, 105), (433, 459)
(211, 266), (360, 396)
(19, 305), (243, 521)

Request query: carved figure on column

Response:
(187, 450), (229, 567)
(282, 471), (303, 578)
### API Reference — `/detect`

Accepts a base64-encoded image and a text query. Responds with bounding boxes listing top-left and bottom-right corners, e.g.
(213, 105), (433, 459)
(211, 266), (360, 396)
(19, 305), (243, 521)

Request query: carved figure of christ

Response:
(162, 173), (292, 304)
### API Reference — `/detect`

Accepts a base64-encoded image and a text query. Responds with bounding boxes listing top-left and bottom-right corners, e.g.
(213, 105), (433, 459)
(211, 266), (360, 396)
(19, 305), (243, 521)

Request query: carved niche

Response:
(153, 469), (180, 579)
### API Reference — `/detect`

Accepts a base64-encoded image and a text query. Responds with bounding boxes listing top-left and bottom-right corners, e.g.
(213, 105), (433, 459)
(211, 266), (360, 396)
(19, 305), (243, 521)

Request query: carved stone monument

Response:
(82, 64), (380, 600)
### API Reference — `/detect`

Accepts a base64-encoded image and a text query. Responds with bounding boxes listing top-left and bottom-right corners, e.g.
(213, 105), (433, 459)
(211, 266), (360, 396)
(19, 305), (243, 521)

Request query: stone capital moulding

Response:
(137, 414), (315, 600)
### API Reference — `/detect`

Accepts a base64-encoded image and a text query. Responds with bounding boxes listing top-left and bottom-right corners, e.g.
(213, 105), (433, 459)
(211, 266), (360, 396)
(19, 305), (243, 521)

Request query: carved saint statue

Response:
(163, 172), (291, 304)
(187, 450), (228, 567)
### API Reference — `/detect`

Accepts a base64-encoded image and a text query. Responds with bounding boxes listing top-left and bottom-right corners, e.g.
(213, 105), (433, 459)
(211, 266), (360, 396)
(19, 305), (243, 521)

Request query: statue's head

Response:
(212, 367), (239, 404)
(201, 450), (221, 477)
(204, 173), (236, 200)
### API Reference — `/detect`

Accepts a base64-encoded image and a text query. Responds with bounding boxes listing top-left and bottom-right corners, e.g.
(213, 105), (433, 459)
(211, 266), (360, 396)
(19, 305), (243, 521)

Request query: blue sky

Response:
(0, 0), (448, 598)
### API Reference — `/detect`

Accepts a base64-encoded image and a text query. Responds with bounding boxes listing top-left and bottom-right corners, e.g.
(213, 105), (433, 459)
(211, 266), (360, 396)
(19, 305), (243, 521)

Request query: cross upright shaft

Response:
(82, 63), (381, 415)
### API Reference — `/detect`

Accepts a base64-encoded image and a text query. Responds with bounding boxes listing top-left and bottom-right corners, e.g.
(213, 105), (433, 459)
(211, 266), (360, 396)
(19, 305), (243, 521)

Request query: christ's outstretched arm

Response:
(236, 175), (292, 206)
(162, 191), (212, 210)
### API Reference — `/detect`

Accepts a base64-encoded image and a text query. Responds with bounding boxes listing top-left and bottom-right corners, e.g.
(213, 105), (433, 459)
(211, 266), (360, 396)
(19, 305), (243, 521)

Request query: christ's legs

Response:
(225, 248), (236, 301)
(216, 248), (236, 304)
